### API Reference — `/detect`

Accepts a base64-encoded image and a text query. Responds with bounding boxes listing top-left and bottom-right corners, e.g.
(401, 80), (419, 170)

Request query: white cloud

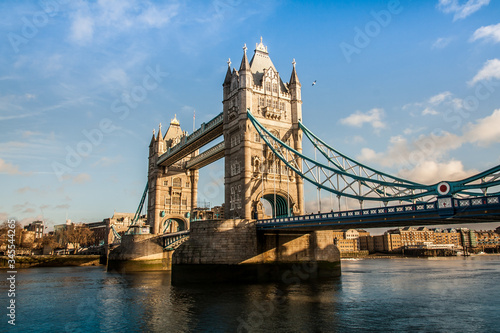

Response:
(469, 59), (500, 85)
(73, 173), (91, 184)
(70, 14), (94, 45)
(437, 0), (490, 21)
(404, 91), (457, 116)
(0, 158), (22, 175)
(398, 160), (477, 184)
(432, 37), (453, 49)
(470, 22), (500, 43)
(68, 0), (179, 45)
(355, 108), (500, 184)
(428, 91), (453, 105)
(340, 108), (386, 132)
(464, 109), (500, 146)
(422, 107), (439, 116)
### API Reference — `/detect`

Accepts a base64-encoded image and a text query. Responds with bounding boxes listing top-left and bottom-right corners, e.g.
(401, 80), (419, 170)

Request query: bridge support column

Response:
(172, 219), (341, 284)
(107, 234), (172, 272)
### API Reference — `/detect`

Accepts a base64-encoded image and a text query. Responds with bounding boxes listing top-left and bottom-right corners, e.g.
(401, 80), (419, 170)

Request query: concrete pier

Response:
(172, 219), (341, 284)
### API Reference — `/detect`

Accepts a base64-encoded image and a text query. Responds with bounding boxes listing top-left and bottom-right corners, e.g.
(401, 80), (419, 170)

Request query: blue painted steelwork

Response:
(133, 182), (148, 223)
(110, 225), (122, 244)
(248, 110), (433, 203)
(257, 195), (500, 230)
(248, 110), (500, 204)
(300, 121), (500, 198)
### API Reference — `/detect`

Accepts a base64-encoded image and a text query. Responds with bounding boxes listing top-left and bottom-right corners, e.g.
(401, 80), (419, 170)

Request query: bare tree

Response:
(65, 224), (94, 252)
(0, 220), (23, 248)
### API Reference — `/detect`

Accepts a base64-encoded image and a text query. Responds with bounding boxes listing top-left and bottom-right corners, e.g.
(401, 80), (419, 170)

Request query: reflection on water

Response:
(2, 256), (500, 332)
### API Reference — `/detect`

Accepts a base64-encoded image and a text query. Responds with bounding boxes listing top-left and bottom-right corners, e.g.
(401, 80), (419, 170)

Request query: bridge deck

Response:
(185, 141), (225, 170)
(256, 195), (500, 231)
(157, 112), (223, 167)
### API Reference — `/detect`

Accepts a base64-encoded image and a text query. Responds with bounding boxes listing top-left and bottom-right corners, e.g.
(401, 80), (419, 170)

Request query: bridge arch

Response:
(253, 190), (295, 219)
(161, 216), (189, 234)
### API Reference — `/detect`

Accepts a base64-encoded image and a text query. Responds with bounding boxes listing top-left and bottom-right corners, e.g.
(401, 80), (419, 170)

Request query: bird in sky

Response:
(312, 80), (316, 86)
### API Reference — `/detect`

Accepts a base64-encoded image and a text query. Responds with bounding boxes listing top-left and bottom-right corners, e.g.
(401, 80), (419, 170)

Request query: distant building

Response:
(332, 229), (364, 253)
(103, 212), (137, 245)
(86, 221), (107, 246)
(24, 220), (44, 239)
(475, 230), (500, 250)
(460, 228), (477, 248)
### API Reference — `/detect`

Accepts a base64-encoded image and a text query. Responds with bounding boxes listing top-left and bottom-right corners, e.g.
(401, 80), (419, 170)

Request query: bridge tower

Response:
(223, 38), (304, 220)
(147, 116), (199, 234)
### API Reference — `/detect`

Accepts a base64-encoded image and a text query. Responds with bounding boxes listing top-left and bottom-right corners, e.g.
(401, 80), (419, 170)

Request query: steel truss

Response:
(248, 110), (500, 204)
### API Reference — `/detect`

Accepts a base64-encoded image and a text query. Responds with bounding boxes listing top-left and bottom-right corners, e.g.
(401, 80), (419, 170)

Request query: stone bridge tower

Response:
(223, 38), (304, 220)
(147, 116), (199, 234)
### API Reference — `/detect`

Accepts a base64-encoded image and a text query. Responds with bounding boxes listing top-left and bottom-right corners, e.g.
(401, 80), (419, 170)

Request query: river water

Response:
(2, 255), (500, 332)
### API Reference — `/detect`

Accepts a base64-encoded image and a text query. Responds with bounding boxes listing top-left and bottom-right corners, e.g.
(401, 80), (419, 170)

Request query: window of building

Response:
(173, 178), (182, 187)
(163, 181), (168, 186)
(186, 182), (190, 188)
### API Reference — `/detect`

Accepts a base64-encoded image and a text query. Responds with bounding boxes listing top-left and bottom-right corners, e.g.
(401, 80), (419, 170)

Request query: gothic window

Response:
(173, 178), (182, 187)
(265, 81), (271, 92)
(186, 182), (190, 188)
(280, 102), (285, 110)
(172, 196), (181, 205)
(254, 133), (261, 142)
(273, 83), (278, 93)
(231, 134), (241, 147)
(163, 181), (168, 186)
(272, 100), (277, 108)
(259, 97), (264, 106)
(231, 160), (241, 176)
(182, 198), (187, 206)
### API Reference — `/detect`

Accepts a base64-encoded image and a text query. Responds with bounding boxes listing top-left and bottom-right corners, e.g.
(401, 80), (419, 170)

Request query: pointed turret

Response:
(238, 44), (253, 89)
(290, 59), (300, 85)
(223, 58), (232, 86)
(149, 129), (156, 147)
(239, 44), (250, 72)
(156, 123), (163, 141)
(289, 58), (302, 124)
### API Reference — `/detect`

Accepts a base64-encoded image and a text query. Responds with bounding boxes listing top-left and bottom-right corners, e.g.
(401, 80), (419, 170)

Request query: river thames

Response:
(2, 255), (500, 332)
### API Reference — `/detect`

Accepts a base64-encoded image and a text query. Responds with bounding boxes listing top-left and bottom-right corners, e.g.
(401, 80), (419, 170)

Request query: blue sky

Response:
(2, 0), (500, 232)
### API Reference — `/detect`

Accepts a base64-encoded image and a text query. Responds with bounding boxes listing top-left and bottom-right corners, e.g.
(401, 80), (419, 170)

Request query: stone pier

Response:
(107, 234), (172, 272)
(172, 219), (341, 284)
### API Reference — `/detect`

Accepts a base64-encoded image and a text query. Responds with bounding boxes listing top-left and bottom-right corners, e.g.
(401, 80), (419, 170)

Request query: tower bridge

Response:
(108, 39), (500, 281)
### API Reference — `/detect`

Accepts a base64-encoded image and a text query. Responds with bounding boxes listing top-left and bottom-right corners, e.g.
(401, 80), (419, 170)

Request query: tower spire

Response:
(157, 122), (163, 140)
(239, 43), (250, 71)
(224, 58), (232, 86)
(290, 58), (300, 85)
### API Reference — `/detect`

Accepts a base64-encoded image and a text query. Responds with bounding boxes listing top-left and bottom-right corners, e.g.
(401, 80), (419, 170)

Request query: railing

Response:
(162, 230), (190, 250)
(256, 194), (500, 226)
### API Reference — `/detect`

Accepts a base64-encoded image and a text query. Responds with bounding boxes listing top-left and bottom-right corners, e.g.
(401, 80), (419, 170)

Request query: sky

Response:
(1, 0), (500, 232)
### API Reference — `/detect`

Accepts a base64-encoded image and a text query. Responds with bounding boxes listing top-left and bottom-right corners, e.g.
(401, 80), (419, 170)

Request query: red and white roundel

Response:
(437, 182), (450, 196)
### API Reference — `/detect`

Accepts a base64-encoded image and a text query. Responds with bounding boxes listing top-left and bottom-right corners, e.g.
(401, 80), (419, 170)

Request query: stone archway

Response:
(253, 191), (294, 219)
(161, 217), (188, 234)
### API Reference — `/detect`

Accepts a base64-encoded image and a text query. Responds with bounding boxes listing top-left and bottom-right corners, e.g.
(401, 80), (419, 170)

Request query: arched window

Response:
(173, 178), (182, 187)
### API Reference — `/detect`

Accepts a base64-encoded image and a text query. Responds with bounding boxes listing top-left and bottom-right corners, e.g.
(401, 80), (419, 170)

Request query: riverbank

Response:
(342, 252), (500, 259)
(0, 255), (104, 268)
